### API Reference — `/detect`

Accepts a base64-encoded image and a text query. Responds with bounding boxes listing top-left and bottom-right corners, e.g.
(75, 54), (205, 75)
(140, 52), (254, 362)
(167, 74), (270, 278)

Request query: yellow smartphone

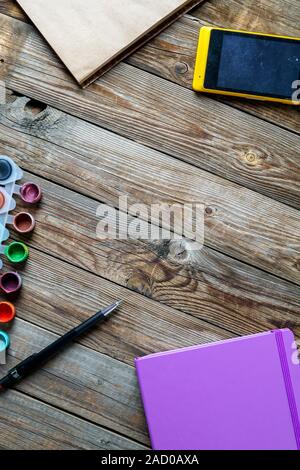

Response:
(193, 26), (300, 105)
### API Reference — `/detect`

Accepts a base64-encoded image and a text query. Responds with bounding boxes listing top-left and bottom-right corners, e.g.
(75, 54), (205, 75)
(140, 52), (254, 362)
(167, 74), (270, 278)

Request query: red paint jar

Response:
(0, 301), (16, 323)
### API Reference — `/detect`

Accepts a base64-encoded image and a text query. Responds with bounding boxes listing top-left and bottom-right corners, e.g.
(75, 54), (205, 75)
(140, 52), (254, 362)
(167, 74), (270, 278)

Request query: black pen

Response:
(0, 300), (122, 392)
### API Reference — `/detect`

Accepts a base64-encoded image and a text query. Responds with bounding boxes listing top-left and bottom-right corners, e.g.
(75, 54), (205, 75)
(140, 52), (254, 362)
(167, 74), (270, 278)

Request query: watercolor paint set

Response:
(0, 156), (42, 364)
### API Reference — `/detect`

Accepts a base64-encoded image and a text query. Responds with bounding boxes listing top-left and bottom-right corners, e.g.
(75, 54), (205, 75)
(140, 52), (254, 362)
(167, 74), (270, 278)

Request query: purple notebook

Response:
(135, 329), (300, 450)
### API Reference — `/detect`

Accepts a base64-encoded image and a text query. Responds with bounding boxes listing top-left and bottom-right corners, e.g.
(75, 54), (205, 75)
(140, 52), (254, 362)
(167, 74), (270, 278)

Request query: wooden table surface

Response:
(0, 0), (299, 450)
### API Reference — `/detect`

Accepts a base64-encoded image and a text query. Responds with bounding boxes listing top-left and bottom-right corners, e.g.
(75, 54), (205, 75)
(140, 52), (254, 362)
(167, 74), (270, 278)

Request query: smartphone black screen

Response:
(204, 30), (300, 99)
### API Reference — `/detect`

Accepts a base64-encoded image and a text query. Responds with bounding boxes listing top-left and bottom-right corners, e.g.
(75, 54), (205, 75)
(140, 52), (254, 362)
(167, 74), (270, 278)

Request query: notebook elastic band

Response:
(275, 330), (300, 449)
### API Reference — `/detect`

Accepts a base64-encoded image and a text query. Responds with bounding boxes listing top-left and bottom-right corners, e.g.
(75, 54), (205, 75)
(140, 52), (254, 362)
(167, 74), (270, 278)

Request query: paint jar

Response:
(13, 212), (36, 234)
(0, 159), (13, 182)
(0, 330), (9, 350)
(0, 190), (6, 210)
(0, 330), (10, 365)
(20, 182), (42, 204)
(0, 301), (16, 324)
(0, 272), (22, 294)
(5, 241), (29, 264)
(0, 188), (15, 217)
(0, 156), (23, 187)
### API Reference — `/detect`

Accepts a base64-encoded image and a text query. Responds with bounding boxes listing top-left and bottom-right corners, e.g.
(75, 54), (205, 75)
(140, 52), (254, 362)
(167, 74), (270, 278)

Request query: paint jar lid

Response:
(0, 302), (16, 323)
(0, 271), (22, 294)
(0, 159), (12, 181)
(5, 242), (29, 264)
(0, 330), (10, 352)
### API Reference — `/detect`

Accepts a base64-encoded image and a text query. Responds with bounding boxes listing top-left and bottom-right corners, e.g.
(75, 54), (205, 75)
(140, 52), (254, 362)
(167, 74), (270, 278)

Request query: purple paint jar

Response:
(20, 182), (42, 204)
(0, 272), (22, 294)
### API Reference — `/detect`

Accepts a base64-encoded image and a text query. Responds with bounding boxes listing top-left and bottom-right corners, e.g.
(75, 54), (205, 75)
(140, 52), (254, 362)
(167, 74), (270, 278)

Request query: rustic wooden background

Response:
(0, 0), (299, 449)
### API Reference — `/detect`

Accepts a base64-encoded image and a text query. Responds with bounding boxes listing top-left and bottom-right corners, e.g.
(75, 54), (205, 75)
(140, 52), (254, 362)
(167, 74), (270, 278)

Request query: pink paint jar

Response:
(20, 182), (42, 204)
(13, 212), (36, 234)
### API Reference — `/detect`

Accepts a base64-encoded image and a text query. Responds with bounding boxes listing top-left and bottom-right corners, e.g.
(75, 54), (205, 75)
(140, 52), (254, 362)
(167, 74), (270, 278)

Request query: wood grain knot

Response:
(6, 96), (64, 131)
(169, 239), (190, 261)
(240, 148), (269, 169)
(25, 99), (47, 116)
(205, 206), (218, 216)
(174, 62), (189, 75)
(245, 151), (258, 164)
(168, 239), (203, 265)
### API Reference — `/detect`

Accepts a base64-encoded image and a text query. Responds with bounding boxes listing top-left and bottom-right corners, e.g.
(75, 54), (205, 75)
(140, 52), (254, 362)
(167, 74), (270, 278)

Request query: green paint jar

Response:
(5, 242), (29, 264)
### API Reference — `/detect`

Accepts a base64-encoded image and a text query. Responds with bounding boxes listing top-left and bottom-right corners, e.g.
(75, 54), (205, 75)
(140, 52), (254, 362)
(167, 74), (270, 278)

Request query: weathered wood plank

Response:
(2, 254), (300, 446)
(0, 14), (300, 211)
(127, 14), (300, 136)
(190, 0), (300, 131)
(2, 254), (300, 445)
(0, 0), (298, 451)
(5, 173), (300, 341)
(0, 389), (145, 449)
(193, 0), (300, 37)
(12, 244), (231, 363)
(1, 318), (149, 445)
(1, 0), (299, 137)
(0, 95), (300, 286)
(0, 0), (27, 22)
